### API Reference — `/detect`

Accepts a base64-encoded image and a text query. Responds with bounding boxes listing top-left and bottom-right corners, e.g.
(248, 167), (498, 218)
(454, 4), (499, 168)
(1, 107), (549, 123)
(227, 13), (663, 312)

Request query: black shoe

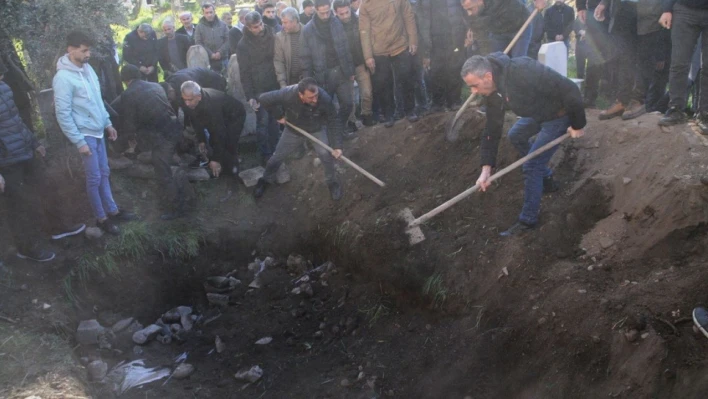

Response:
(254, 178), (268, 199)
(17, 248), (56, 262)
(499, 221), (535, 237)
(51, 223), (86, 240)
(384, 118), (395, 128)
(346, 121), (358, 133)
(659, 106), (688, 127)
(543, 176), (559, 194)
(189, 155), (209, 169)
(109, 210), (138, 222)
(328, 181), (343, 201)
(378, 114), (386, 123)
(362, 115), (377, 126)
(97, 219), (120, 235)
(696, 112), (708, 135)
(342, 130), (358, 141)
(407, 113), (419, 123)
(693, 307), (708, 339)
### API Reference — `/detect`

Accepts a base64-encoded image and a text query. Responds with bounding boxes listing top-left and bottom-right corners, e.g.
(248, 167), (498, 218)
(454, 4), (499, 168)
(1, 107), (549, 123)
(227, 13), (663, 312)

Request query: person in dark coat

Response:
(544, 0), (575, 50)
(88, 32), (124, 103)
(263, 3), (283, 33)
(229, 25), (244, 56)
(158, 19), (191, 78)
(163, 67), (227, 111)
(300, 0), (316, 24)
(527, 5), (545, 59)
(237, 11), (281, 161)
(461, 53), (586, 236)
(253, 78), (344, 201)
(119, 65), (186, 220)
(576, 0), (610, 107)
(122, 23), (159, 82)
(180, 81), (246, 178)
(177, 11), (197, 43)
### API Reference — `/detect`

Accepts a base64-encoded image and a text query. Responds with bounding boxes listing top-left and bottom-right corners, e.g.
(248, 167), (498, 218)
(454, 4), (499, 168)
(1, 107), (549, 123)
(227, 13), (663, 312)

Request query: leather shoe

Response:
(97, 219), (120, 235)
(499, 221), (535, 237)
(254, 178), (268, 199)
(621, 100), (646, 120)
(599, 101), (625, 120)
(543, 176), (559, 194)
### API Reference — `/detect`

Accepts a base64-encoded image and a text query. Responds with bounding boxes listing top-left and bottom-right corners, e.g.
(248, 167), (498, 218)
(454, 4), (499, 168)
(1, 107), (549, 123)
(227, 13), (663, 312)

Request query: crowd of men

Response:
(0, 0), (706, 263)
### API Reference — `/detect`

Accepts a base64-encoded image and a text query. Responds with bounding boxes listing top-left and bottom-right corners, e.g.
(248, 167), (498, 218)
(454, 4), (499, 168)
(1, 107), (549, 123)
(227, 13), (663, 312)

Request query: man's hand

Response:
(248, 99), (260, 111)
(476, 165), (492, 192)
(656, 60), (666, 71)
(35, 145), (46, 158)
(465, 29), (474, 47)
(365, 58), (376, 74)
(594, 4), (606, 22)
(277, 117), (286, 124)
(555, 34), (563, 41)
(578, 9), (587, 24)
(198, 142), (207, 154)
(579, 29), (586, 39)
(146, 66), (155, 75)
(568, 126), (584, 138)
(79, 144), (92, 156)
(659, 12), (672, 29)
(0, 173), (5, 193)
(106, 126), (118, 141)
(139, 66), (148, 74)
(409, 44), (417, 55)
(422, 58), (431, 71)
(331, 149), (342, 159)
(534, 0), (546, 11)
(209, 161), (222, 178)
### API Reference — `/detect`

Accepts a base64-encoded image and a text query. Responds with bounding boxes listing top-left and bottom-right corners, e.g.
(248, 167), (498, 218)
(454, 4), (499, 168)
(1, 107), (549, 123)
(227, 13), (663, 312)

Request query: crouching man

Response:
(254, 78), (344, 201)
(462, 53), (586, 236)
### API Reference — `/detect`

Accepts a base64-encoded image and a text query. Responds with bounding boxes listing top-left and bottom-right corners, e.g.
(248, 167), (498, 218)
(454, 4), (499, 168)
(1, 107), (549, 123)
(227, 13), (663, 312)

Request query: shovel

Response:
(402, 132), (569, 245)
(285, 121), (386, 187)
(445, 8), (540, 142)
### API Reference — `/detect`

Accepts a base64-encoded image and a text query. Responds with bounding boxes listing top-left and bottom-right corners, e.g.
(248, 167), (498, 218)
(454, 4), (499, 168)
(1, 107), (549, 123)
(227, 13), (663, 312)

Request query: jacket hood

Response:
(56, 54), (89, 73)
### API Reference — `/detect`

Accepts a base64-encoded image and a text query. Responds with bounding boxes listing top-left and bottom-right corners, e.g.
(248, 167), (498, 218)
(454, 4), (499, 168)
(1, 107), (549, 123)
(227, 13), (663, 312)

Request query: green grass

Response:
(359, 297), (392, 327)
(422, 273), (448, 310)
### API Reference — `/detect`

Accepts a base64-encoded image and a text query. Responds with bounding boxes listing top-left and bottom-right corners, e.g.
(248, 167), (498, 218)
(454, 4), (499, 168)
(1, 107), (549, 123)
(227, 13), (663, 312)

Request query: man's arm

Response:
(563, 6), (575, 39)
(157, 38), (171, 73)
(120, 92), (139, 141)
(122, 34), (138, 66)
(194, 25), (214, 56)
(662, 0), (678, 13)
(417, 0), (432, 59)
(273, 35), (289, 87)
(257, 87), (288, 120)
(400, 0), (418, 48)
(52, 74), (86, 148)
(300, 30), (314, 78)
(479, 93), (505, 168)
(217, 23), (230, 56)
(359, 3), (374, 62)
(237, 44), (255, 100)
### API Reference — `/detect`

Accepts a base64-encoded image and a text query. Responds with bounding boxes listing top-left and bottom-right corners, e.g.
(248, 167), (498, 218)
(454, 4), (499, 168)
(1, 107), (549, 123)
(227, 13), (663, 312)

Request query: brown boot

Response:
(621, 100), (646, 120)
(599, 101), (625, 120)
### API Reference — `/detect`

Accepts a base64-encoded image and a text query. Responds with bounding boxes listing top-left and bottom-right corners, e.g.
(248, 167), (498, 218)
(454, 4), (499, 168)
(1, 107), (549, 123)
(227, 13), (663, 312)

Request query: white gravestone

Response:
(538, 41), (583, 89)
(186, 45), (210, 69)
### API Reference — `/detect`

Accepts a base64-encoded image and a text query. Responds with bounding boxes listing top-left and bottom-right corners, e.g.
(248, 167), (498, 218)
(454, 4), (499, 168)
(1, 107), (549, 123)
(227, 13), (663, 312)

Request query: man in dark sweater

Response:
(254, 78), (344, 201)
(263, 3), (283, 33)
(300, 0), (316, 24)
(180, 81), (246, 178)
(544, 1), (574, 51)
(302, 0), (355, 138)
(462, 53), (586, 236)
(122, 23), (159, 82)
(658, 0), (708, 133)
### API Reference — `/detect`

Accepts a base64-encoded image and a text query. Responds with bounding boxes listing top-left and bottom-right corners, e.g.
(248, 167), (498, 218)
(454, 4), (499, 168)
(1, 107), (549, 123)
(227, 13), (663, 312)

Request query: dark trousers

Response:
(372, 51), (415, 119)
(263, 127), (337, 185)
(323, 66), (354, 130)
(0, 158), (61, 252)
(668, 3), (708, 113)
(255, 107), (281, 157)
(610, 2), (640, 105)
(393, 52), (427, 116)
(637, 30), (671, 112)
(584, 7), (611, 102)
(430, 41), (464, 108)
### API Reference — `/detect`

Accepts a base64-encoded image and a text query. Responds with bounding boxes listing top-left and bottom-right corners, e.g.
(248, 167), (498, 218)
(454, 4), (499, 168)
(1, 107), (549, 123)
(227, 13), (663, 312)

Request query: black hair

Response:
(314, 0), (331, 9)
(297, 77), (319, 94)
(120, 65), (142, 82)
(303, 0), (315, 7)
(245, 11), (263, 26)
(66, 31), (94, 48)
(332, 0), (350, 11)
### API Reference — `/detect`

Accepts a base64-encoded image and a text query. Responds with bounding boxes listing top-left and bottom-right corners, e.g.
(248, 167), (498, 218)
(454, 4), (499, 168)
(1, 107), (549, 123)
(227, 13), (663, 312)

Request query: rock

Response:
(538, 317), (548, 326)
(286, 254), (310, 275)
(600, 237), (615, 249)
(300, 283), (313, 297)
(162, 310), (181, 323)
(215, 336), (226, 353)
(207, 293), (229, 307)
(623, 177), (632, 185)
(137, 152), (152, 164)
(255, 337), (272, 345)
(248, 278), (262, 289)
(112, 317), (135, 333)
(108, 156), (134, 170)
(85, 227), (103, 239)
(340, 378), (351, 387)
(186, 168), (211, 182)
(181, 314), (193, 332)
(357, 371), (365, 381)
(625, 329), (639, 342)
(578, 289), (587, 294)
(42, 303), (51, 310)
(87, 360), (108, 381)
(592, 335), (601, 343)
(313, 158), (321, 167)
(641, 332), (650, 339)
(587, 265), (594, 271)
(76, 319), (105, 345)
(234, 365), (263, 383)
(132, 324), (162, 345)
(239, 166), (265, 187)
(276, 163), (291, 184)
(157, 335), (172, 345)
(313, 330), (324, 339)
(319, 322), (327, 330)
(291, 287), (302, 295)
(173, 363), (195, 379)
(133, 346), (144, 355)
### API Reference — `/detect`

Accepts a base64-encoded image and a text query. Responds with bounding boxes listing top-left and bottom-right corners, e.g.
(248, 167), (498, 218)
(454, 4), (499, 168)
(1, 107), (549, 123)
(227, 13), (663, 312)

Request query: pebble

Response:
(313, 158), (321, 167)
(133, 346), (144, 355)
(85, 227), (104, 239)
(215, 336), (226, 353)
(112, 317), (135, 333)
(357, 371), (365, 381)
(319, 322), (327, 330)
(340, 378), (351, 387)
(173, 363), (195, 379)
(641, 332), (650, 339)
(234, 365), (263, 383)
(538, 317), (548, 325)
(132, 324), (162, 345)
(625, 329), (639, 342)
(42, 303), (51, 310)
(587, 266), (594, 271)
(578, 289), (587, 294)
(600, 237), (615, 249)
(623, 177), (632, 185)
(314, 331), (324, 339)
(592, 335), (601, 343)
(255, 337), (273, 345)
(87, 360), (108, 381)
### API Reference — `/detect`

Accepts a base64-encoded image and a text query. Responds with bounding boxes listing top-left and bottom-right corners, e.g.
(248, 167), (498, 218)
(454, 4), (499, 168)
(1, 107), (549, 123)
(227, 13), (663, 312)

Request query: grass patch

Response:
(422, 273), (448, 310)
(359, 297), (392, 327)
(324, 221), (363, 252)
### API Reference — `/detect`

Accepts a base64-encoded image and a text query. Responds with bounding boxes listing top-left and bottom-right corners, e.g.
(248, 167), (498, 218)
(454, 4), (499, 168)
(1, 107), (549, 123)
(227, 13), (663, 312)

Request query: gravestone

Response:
(227, 54), (256, 136)
(538, 41), (583, 89)
(186, 45), (210, 69)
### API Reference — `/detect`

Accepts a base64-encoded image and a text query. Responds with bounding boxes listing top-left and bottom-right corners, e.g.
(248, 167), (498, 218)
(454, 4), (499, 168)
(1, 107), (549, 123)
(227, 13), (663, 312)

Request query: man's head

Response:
(263, 3), (277, 20)
(238, 8), (250, 25)
(281, 7), (301, 32)
(179, 12), (193, 28)
(181, 81), (203, 109)
(350, 0), (361, 11)
(222, 12), (233, 26)
(120, 64), (142, 84)
(302, 0), (315, 16)
(315, 0), (331, 21)
(460, 56), (496, 96)
(333, 0), (351, 23)
(66, 30), (94, 65)
(137, 23), (153, 40)
(244, 11), (265, 35)
(202, 2), (216, 22)
(162, 18), (176, 39)
(276, 1), (288, 18)
(297, 77), (319, 106)
(460, 0), (484, 16)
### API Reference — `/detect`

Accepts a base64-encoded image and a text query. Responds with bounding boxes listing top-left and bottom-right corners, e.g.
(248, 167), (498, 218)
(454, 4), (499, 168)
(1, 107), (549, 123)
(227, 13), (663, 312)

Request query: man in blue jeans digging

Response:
(461, 53), (586, 236)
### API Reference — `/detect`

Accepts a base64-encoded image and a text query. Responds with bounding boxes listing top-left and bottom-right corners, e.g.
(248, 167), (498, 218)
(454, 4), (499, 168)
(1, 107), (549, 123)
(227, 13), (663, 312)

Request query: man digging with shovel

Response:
(462, 53), (586, 236)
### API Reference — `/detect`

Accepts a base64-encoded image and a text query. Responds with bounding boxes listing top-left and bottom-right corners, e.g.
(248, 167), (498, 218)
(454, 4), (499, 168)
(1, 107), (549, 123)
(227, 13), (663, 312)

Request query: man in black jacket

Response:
(237, 11), (281, 161)
(163, 67), (227, 111)
(576, 0), (609, 107)
(177, 11), (197, 43)
(544, 1), (574, 51)
(119, 65), (186, 220)
(180, 81), (246, 179)
(158, 19), (191, 78)
(254, 78), (344, 201)
(462, 53), (586, 236)
(300, 0), (316, 24)
(123, 23), (159, 82)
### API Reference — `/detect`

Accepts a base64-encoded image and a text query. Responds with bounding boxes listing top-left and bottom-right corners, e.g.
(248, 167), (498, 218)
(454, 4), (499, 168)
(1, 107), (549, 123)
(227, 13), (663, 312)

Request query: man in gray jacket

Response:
(195, 2), (230, 72)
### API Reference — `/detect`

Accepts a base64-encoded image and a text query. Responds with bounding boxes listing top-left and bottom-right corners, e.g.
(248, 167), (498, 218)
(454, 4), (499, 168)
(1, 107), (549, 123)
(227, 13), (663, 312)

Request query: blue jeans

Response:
(83, 136), (118, 220)
(255, 107), (281, 157)
(508, 116), (569, 225)
(489, 24), (533, 58)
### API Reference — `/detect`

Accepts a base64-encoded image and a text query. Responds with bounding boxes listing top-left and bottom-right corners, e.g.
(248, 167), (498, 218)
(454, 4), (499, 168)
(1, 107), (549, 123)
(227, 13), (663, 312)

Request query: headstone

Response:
(227, 54), (256, 136)
(538, 42), (568, 77)
(187, 45), (210, 69)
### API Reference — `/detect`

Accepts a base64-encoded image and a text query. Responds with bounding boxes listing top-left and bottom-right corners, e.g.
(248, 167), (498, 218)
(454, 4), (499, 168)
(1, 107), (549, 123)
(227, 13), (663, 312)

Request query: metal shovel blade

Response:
(400, 208), (426, 246)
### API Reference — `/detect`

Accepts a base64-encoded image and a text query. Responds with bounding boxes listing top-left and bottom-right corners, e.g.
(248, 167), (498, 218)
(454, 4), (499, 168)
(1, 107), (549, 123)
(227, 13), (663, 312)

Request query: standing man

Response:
(263, 3), (284, 33)
(462, 53), (585, 236)
(576, 0), (608, 107)
(180, 81), (246, 178)
(177, 11), (197, 43)
(119, 65), (186, 220)
(333, 0), (375, 126)
(359, 0), (420, 127)
(543, 0), (575, 51)
(222, 12), (234, 29)
(300, 0), (316, 24)
(254, 78), (344, 201)
(237, 11), (281, 162)
(229, 8), (251, 55)
(195, 2), (230, 73)
(157, 18), (191, 78)
(302, 0), (355, 138)
(122, 23), (159, 82)
(658, 0), (708, 132)
(53, 31), (136, 235)
(274, 8), (305, 88)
